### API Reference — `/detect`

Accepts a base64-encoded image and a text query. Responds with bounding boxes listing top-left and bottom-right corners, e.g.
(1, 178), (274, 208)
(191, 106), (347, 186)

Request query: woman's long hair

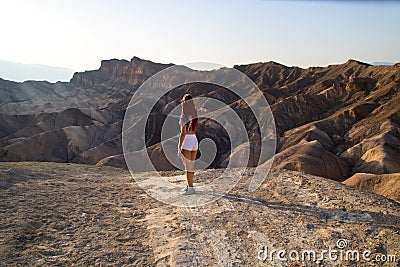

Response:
(180, 94), (198, 132)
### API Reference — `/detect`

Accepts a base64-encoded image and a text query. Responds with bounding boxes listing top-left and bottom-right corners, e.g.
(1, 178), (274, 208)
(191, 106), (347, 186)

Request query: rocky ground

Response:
(0, 162), (399, 266)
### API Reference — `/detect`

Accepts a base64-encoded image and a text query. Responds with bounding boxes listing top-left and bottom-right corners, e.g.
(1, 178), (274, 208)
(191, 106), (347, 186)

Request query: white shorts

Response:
(181, 134), (198, 151)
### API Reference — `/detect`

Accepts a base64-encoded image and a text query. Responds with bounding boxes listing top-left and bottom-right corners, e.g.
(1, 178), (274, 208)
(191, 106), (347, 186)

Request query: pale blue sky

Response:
(1, 0), (399, 72)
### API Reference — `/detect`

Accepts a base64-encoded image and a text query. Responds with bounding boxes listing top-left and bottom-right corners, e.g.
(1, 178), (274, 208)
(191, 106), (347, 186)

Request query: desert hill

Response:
(343, 173), (400, 202)
(0, 57), (400, 201)
(0, 162), (399, 266)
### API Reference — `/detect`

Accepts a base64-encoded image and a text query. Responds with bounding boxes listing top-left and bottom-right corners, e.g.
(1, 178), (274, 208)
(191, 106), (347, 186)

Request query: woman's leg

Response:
(187, 150), (197, 187)
(182, 149), (194, 187)
(190, 150), (197, 164)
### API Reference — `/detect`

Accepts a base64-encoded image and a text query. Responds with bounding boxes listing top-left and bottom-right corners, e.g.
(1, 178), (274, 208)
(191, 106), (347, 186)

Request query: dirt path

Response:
(1, 162), (399, 266)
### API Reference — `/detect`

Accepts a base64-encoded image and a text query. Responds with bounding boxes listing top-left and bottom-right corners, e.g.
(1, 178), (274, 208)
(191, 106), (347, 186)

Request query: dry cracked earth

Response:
(0, 162), (399, 266)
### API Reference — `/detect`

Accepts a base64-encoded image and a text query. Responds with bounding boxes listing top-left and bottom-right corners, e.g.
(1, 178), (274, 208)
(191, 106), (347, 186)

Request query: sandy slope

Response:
(0, 162), (399, 266)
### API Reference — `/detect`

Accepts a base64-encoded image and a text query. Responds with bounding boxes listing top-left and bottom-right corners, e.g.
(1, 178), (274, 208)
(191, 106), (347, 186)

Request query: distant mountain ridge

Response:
(371, 61), (395, 66)
(0, 56), (399, 201)
(0, 60), (75, 83)
(0, 58), (396, 83)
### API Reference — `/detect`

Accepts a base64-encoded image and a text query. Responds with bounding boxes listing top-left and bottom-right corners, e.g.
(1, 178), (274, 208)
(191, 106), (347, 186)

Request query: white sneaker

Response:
(182, 186), (195, 195)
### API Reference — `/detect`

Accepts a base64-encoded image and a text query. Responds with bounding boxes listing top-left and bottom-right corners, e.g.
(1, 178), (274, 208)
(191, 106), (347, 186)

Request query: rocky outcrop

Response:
(70, 57), (173, 87)
(346, 76), (377, 92)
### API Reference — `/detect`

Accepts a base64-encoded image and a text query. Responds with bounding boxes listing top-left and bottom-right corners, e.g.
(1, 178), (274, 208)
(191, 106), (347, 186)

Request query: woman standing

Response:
(178, 94), (198, 195)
